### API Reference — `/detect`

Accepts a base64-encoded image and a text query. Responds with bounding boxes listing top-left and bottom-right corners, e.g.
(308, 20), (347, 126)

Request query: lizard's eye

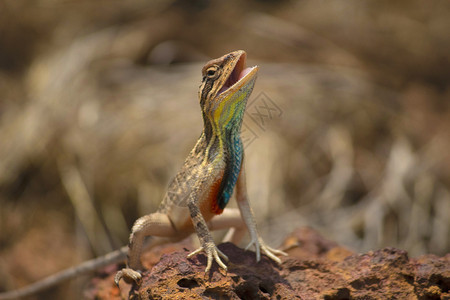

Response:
(206, 66), (219, 79)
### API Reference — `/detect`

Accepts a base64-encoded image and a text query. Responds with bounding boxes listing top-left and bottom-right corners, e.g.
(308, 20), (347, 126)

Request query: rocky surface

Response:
(86, 227), (450, 299)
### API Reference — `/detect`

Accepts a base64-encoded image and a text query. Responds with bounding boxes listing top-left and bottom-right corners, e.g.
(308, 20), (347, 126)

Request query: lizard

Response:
(0, 50), (286, 299)
(114, 49), (287, 285)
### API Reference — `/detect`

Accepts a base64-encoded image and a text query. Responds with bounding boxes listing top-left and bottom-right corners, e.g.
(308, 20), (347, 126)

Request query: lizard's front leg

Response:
(187, 201), (229, 273)
(236, 163), (287, 263)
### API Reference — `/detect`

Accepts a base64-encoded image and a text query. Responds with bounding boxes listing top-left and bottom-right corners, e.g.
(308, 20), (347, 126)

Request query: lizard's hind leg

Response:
(115, 212), (178, 285)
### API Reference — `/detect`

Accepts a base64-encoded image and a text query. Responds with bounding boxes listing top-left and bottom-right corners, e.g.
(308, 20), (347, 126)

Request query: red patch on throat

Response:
(208, 178), (224, 215)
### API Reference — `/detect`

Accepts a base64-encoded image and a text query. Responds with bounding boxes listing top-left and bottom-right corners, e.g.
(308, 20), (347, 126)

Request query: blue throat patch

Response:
(217, 126), (243, 210)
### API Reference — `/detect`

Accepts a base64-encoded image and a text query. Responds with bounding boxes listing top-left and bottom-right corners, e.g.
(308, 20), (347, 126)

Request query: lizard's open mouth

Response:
(218, 53), (258, 95)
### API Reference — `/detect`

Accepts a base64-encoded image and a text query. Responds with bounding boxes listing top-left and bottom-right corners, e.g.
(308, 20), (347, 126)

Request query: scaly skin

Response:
(115, 50), (287, 285)
(0, 51), (286, 300)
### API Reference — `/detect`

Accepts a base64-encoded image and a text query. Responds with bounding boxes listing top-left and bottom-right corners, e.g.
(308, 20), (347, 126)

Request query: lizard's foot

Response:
(187, 242), (229, 273)
(114, 268), (142, 286)
(245, 237), (287, 264)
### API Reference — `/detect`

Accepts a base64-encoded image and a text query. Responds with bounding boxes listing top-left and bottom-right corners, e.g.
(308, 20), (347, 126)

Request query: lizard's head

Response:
(199, 50), (258, 129)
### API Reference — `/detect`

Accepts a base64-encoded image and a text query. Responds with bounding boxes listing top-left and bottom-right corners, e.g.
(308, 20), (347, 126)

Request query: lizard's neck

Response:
(201, 105), (244, 160)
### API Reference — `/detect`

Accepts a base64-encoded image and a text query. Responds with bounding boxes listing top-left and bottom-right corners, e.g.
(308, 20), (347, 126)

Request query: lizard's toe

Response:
(114, 268), (142, 286)
(205, 244), (228, 273)
(246, 237), (287, 264)
(259, 240), (287, 265)
(188, 243), (228, 273)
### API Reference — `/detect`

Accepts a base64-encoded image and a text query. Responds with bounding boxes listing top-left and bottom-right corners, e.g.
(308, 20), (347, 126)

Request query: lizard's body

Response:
(0, 50), (285, 299)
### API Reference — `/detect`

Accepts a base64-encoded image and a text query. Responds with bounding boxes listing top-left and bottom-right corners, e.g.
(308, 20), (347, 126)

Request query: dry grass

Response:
(0, 0), (449, 298)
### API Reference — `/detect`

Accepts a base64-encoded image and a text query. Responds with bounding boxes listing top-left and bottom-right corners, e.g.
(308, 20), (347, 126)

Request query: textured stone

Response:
(87, 227), (450, 299)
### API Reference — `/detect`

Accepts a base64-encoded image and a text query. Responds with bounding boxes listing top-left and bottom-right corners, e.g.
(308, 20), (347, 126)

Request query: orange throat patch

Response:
(201, 176), (224, 216)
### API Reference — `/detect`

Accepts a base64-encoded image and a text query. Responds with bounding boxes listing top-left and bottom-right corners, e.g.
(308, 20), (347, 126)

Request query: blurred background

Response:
(0, 0), (449, 298)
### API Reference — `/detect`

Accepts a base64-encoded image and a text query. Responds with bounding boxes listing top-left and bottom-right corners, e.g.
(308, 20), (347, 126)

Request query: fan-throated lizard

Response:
(0, 50), (286, 299)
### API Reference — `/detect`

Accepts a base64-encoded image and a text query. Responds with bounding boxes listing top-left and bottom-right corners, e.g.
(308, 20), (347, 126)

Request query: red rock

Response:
(88, 227), (450, 299)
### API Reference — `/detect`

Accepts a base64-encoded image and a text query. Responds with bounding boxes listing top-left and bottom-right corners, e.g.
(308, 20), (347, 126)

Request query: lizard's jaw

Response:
(218, 52), (258, 97)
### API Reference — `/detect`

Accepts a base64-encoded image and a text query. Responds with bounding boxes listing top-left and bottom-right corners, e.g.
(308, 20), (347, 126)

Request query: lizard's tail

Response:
(0, 246), (128, 300)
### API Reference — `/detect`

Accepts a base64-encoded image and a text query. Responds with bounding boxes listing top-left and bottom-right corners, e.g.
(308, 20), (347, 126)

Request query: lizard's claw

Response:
(187, 242), (228, 273)
(114, 268), (142, 286)
(245, 237), (287, 264)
